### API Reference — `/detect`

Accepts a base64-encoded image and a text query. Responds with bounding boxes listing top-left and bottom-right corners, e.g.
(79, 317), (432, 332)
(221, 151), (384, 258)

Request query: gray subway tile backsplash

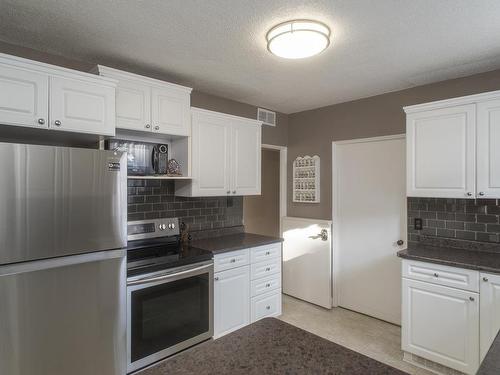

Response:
(128, 179), (243, 233)
(408, 197), (500, 248)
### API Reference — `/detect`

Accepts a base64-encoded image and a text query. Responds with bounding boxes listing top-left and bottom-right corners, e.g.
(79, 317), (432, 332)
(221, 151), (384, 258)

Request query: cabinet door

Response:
(114, 78), (151, 132)
(190, 112), (231, 196)
(213, 266), (250, 339)
(231, 121), (261, 195)
(477, 99), (500, 198)
(0, 64), (48, 129)
(406, 105), (476, 198)
(402, 278), (479, 374)
(50, 76), (115, 136)
(480, 273), (500, 361)
(151, 87), (190, 136)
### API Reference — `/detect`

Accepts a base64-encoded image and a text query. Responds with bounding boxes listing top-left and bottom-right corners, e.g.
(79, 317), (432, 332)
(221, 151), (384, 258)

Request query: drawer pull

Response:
(266, 267), (271, 271)
(266, 283), (271, 287)
(214, 277), (219, 281)
(266, 251), (270, 255)
(230, 259), (236, 263)
(483, 277), (489, 282)
(469, 297), (475, 302)
(266, 306), (271, 310)
(433, 273), (439, 278)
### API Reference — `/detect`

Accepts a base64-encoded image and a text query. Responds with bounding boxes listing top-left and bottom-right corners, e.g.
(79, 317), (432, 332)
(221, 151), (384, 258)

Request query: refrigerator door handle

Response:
(0, 249), (126, 276)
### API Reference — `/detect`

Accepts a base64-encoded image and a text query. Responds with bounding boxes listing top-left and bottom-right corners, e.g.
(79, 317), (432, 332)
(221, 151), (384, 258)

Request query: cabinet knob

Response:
(230, 259), (236, 263)
(469, 296), (475, 302)
(466, 192), (473, 197)
(483, 277), (489, 282)
(226, 191), (230, 194)
(54, 120), (62, 127)
(266, 251), (271, 255)
(154, 125), (160, 131)
(266, 267), (271, 271)
(478, 192), (485, 197)
(433, 273), (439, 278)
(266, 305), (271, 310)
(145, 124), (151, 129)
(266, 283), (271, 287)
(214, 277), (219, 281)
(397, 240), (404, 246)
(37, 118), (45, 125)
(232, 190), (236, 194)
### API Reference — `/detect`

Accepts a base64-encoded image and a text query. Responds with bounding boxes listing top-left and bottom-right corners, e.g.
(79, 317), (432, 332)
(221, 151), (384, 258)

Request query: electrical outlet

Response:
(414, 218), (423, 230)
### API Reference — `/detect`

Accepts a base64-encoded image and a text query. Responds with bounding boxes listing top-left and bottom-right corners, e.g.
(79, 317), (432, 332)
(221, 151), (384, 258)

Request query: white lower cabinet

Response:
(402, 259), (500, 374)
(213, 265), (250, 339)
(402, 278), (479, 374)
(480, 272), (500, 361)
(213, 243), (282, 339)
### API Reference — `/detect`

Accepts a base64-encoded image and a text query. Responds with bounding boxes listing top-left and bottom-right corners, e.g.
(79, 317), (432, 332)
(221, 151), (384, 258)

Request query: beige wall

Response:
(243, 149), (280, 237)
(0, 41), (288, 147)
(287, 69), (500, 220)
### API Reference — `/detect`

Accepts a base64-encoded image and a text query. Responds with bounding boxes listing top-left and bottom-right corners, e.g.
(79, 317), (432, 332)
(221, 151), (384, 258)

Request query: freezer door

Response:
(0, 143), (127, 264)
(0, 250), (126, 375)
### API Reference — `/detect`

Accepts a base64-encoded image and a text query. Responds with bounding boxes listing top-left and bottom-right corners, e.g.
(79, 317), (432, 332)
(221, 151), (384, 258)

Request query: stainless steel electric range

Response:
(126, 218), (213, 373)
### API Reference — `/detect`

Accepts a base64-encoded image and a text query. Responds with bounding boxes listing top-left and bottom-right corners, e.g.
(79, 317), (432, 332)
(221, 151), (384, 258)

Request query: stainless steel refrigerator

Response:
(0, 142), (127, 375)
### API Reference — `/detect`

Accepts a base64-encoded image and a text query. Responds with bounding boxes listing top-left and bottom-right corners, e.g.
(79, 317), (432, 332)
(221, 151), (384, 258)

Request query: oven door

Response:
(127, 261), (213, 373)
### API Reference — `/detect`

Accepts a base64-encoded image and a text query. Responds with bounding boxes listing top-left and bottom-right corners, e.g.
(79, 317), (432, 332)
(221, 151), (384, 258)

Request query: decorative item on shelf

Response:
(166, 158), (182, 176)
(293, 155), (320, 203)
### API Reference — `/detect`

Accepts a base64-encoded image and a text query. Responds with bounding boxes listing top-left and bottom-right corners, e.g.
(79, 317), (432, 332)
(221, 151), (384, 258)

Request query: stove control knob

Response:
(158, 224), (166, 230)
(168, 223), (176, 230)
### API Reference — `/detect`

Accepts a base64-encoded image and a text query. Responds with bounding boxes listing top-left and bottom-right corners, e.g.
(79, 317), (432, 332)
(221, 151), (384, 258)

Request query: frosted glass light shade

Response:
(266, 20), (331, 59)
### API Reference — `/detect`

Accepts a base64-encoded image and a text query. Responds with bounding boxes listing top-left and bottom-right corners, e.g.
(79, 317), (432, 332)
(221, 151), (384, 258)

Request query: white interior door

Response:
(333, 136), (406, 324)
(282, 217), (332, 309)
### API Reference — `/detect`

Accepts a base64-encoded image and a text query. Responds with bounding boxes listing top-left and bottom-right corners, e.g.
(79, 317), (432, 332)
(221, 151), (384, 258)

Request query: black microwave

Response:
(105, 139), (168, 176)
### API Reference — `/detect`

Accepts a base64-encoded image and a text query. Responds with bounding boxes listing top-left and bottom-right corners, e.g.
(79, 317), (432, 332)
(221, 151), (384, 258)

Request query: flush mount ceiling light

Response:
(266, 19), (331, 59)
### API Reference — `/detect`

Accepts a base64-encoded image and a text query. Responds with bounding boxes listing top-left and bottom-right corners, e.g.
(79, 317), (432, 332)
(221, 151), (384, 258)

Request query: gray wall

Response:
(287, 69), (500, 220)
(0, 41), (288, 147)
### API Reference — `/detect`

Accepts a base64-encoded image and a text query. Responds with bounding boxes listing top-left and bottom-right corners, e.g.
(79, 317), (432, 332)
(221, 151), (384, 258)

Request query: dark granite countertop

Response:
(189, 232), (283, 255)
(478, 331), (500, 375)
(138, 318), (407, 375)
(397, 245), (500, 275)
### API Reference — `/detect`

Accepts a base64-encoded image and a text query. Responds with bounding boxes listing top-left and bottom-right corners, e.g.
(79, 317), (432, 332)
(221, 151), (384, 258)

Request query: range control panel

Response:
(127, 218), (180, 241)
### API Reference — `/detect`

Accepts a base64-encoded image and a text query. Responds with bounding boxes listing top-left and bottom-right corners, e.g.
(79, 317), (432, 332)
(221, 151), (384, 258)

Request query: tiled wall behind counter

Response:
(408, 197), (500, 247)
(128, 179), (243, 232)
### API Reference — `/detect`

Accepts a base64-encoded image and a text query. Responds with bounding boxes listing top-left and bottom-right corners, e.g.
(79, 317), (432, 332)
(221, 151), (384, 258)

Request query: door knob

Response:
(397, 240), (404, 246)
(319, 229), (328, 241)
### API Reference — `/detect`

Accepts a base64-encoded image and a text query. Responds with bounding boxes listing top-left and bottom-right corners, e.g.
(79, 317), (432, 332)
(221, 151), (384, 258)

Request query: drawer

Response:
(402, 259), (479, 292)
(251, 273), (281, 297)
(214, 249), (250, 273)
(251, 257), (281, 280)
(251, 290), (282, 322)
(250, 243), (281, 263)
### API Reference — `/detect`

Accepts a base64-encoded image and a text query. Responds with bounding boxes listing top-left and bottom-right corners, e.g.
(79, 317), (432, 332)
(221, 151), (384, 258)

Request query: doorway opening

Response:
(243, 144), (287, 237)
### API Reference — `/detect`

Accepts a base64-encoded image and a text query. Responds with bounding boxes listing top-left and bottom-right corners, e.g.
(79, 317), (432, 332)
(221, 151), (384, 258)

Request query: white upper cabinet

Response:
(176, 108), (262, 197)
(0, 53), (115, 136)
(95, 66), (192, 137)
(406, 104), (476, 198)
(231, 120), (261, 195)
(0, 64), (48, 129)
(405, 90), (500, 199)
(190, 109), (231, 196)
(50, 76), (115, 135)
(477, 99), (500, 198)
(480, 272), (500, 362)
(151, 87), (190, 136)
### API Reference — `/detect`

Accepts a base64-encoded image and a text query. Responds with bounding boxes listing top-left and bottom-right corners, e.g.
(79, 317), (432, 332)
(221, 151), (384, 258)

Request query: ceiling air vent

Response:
(257, 108), (276, 127)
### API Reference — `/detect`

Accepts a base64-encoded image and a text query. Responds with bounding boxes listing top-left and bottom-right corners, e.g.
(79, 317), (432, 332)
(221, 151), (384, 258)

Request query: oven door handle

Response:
(127, 263), (212, 286)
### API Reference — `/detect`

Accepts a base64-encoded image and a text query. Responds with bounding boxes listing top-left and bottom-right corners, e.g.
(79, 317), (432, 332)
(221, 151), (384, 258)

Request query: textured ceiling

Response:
(1, 0), (500, 113)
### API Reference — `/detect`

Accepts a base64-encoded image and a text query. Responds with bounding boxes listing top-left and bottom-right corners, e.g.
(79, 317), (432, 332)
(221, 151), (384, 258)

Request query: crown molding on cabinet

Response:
(403, 89), (500, 114)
